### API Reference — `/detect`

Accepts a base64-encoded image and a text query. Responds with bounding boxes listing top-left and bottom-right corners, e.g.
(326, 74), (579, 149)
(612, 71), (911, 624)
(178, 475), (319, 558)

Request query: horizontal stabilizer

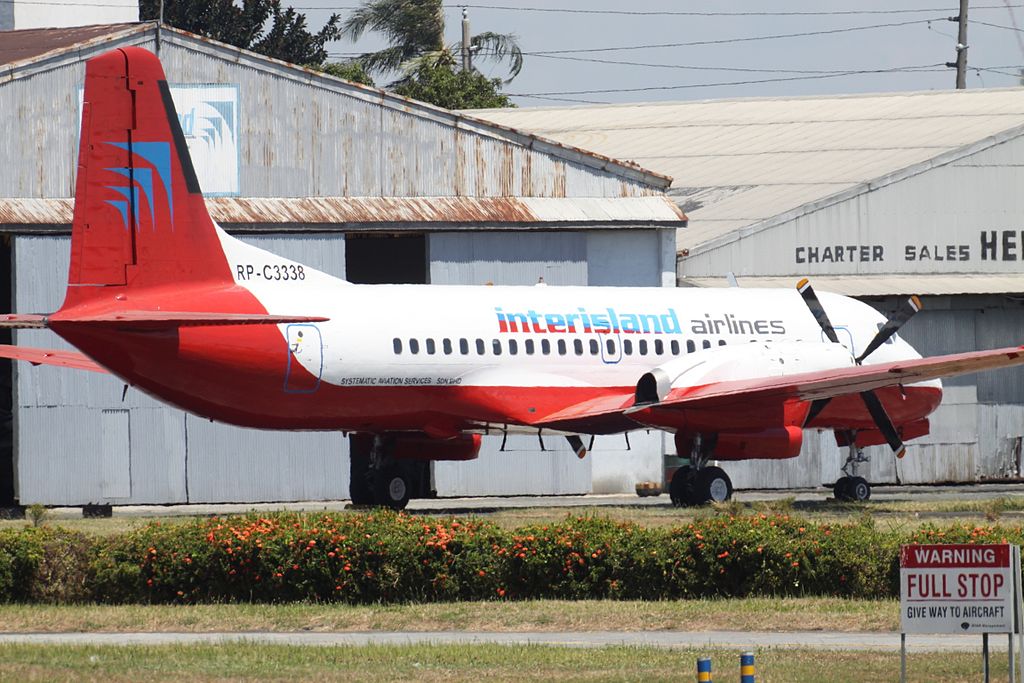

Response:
(0, 344), (106, 373)
(0, 314), (48, 329)
(50, 311), (329, 329)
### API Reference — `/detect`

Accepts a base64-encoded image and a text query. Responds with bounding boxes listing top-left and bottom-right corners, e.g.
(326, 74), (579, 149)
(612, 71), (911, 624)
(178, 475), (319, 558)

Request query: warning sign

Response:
(900, 544), (1017, 634)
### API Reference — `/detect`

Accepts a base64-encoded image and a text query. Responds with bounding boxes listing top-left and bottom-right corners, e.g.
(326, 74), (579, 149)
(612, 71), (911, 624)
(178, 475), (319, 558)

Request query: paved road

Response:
(0, 630), (1012, 652)
(36, 482), (1024, 520)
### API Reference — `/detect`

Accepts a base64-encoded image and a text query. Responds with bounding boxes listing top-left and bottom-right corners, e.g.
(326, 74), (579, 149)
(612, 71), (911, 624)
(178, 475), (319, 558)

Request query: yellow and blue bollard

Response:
(740, 651), (755, 682)
(696, 656), (712, 682)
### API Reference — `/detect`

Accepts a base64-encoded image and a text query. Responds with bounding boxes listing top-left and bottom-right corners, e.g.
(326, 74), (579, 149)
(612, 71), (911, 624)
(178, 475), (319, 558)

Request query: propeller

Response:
(796, 279), (923, 460)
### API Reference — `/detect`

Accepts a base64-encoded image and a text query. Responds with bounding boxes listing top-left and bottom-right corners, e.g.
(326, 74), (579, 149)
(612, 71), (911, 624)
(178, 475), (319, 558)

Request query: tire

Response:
(696, 466), (733, 504)
(849, 476), (871, 502)
(669, 467), (694, 507)
(348, 435), (374, 506)
(374, 465), (411, 510)
(833, 476), (852, 502)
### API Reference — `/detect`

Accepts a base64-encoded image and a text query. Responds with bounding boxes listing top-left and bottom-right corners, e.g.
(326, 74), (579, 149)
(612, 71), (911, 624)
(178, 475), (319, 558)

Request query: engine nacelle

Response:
(393, 434), (482, 461)
(675, 426), (803, 461)
(636, 341), (855, 405)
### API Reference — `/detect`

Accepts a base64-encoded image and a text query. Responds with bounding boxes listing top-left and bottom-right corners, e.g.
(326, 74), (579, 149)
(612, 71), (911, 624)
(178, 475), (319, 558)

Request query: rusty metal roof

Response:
(0, 23), (142, 67)
(0, 196), (685, 229)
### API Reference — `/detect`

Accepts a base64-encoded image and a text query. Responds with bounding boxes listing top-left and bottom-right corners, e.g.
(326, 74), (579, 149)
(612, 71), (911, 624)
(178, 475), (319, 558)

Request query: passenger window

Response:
(525, 339), (535, 355)
(493, 339), (502, 355)
(654, 339), (664, 355)
(509, 339), (518, 355)
(542, 339), (551, 355)
(670, 340), (680, 355)
(459, 338), (469, 355)
(623, 339), (633, 355)
(702, 340), (711, 349)
(557, 339), (567, 355)
(476, 338), (485, 354)
(443, 338), (453, 355)
(426, 338), (436, 355)
(409, 339), (420, 354)
(574, 339), (584, 356)
(639, 339), (648, 355)
(687, 340), (696, 353)
(718, 339), (727, 346)
(606, 338), (616, 355)
(393, 338), (402, 354)
(589, 339), (599, 355)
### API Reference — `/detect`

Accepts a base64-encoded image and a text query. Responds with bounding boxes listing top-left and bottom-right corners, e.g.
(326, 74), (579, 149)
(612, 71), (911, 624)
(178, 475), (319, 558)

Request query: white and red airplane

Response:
(3, 47), (1024, 509)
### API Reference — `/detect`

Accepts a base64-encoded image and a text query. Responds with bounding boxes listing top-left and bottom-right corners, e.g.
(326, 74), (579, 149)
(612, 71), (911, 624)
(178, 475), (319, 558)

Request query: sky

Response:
(292, 0), (1024, 107)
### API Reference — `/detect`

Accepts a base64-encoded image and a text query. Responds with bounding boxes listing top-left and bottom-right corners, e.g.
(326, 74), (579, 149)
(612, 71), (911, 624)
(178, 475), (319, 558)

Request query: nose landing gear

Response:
(834, 435), (872, 502)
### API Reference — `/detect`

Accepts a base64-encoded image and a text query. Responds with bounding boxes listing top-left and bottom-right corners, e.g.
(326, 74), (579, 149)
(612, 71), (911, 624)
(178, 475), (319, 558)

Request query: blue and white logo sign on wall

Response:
(168, 85), (240, 196)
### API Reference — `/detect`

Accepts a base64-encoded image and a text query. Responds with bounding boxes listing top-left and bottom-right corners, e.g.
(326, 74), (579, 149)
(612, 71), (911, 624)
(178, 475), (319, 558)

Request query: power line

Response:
(525, 19), (944, 55)
(526, 53), (945, 75)
(970, 18), (1024, 31)
(509, 65), (951, 97)
(452, 3), (1024, 17)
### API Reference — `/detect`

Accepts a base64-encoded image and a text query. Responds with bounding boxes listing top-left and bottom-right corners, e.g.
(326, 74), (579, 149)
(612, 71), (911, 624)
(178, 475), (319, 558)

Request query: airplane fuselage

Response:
(49, 227), (942, 437)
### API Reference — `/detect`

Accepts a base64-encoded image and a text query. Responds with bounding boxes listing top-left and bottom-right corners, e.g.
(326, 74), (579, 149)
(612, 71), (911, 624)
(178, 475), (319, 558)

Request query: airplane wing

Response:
(536, 345), (1024, 426)
(0, 344), (107, 373)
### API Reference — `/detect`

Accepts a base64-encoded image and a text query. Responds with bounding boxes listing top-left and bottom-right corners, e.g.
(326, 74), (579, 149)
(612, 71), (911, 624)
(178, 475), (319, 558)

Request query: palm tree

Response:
(341, 0), (523, 84)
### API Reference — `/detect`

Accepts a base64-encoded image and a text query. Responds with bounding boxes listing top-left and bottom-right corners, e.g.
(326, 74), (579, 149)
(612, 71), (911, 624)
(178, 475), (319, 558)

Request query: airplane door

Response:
(598, 333), (622, 364)
(284, 324), (323, 393)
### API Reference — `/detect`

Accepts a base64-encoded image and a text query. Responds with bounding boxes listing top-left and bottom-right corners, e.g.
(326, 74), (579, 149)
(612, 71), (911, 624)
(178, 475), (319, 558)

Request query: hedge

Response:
(0, 511), (1020, 604)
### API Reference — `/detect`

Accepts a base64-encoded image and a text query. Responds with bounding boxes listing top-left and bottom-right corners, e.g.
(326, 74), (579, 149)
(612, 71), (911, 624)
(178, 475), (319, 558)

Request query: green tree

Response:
(319, 61), (375, 87)
(393, 61), (513, 109)
(140, 0), (342, 66)
(342, 0), (522, 83)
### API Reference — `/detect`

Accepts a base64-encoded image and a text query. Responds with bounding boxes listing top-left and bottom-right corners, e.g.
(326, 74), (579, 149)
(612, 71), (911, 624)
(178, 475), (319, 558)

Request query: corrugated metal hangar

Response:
(0, 22), (685, 506)
(472, 92), (1024, 488)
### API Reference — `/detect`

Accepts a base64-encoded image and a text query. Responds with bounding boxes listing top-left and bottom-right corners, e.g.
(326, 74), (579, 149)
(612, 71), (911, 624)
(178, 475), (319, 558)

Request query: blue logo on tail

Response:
(103, 142), (174, 230)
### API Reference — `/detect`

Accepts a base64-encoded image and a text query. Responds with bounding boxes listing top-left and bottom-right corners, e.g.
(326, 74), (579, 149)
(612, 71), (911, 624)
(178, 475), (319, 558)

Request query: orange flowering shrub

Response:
(7, 512), (1024, 603)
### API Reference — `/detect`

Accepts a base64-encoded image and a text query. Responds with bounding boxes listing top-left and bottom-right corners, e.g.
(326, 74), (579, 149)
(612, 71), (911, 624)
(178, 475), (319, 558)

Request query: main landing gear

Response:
(833, 436), (871, 502)
(349, 434), (422, 510)
(669, 435), (734, 507)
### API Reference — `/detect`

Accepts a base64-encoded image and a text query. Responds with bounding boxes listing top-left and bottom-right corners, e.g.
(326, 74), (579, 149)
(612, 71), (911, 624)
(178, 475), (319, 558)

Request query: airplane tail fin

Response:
(62, 47), (231, 309)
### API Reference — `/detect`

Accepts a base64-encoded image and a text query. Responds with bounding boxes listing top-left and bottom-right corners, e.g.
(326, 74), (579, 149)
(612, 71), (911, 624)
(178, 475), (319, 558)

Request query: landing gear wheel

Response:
(833, 476), (851, 501)
(348, 436), (374, 506)
(373, 465), (411, 510)
(695, 466), (733, 504)
(848, 476), (871, 501)
(669, 467), (694, 507)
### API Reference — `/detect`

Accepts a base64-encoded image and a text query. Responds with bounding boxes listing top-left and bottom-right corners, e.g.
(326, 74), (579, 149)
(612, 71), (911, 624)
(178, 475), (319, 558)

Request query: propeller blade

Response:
(859, 390), (906, 458)
(804, 397), (832, 426)
(797, 278), (839, 344)
(855, 295), (922, 364)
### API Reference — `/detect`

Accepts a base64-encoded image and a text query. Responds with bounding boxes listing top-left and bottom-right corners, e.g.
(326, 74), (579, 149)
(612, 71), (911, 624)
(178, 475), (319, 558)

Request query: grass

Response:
(0, 642), (1009, 682)
(0, 599), (899, 633)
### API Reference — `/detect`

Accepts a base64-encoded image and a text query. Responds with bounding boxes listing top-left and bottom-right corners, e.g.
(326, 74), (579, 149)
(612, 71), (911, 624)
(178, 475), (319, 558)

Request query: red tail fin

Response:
(63, 47), (231, 308)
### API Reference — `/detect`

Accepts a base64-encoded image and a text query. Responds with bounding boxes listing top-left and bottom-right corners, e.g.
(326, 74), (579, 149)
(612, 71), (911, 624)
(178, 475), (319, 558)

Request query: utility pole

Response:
(461, 8), (472, 72)
(945, 0), (969, 89)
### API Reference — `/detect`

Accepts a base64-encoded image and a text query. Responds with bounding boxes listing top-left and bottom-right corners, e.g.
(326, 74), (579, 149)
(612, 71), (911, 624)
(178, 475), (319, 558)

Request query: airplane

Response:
(3, 46), (1024, 510)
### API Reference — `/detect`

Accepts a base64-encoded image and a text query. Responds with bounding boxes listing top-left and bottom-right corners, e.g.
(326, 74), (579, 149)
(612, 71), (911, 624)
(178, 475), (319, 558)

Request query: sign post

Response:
(900, 544), (1021, 682)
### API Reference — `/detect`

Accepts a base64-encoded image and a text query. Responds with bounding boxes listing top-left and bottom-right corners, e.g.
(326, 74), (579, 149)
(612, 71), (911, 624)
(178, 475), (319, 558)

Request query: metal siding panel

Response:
(976, 307), (1024, 403)
(100, 409), (130, 498)
(429, 232), (587, 285)
(125, 408), (187, 504)
(0, 60), (83, 198)
(589, 431), (662, 494)
(184, 417), (348, 503)
(17, 406), (107, 504)
(586, 230), (658, 286)
(238, 234), (346, 279)
(433, 434), (589, 497)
